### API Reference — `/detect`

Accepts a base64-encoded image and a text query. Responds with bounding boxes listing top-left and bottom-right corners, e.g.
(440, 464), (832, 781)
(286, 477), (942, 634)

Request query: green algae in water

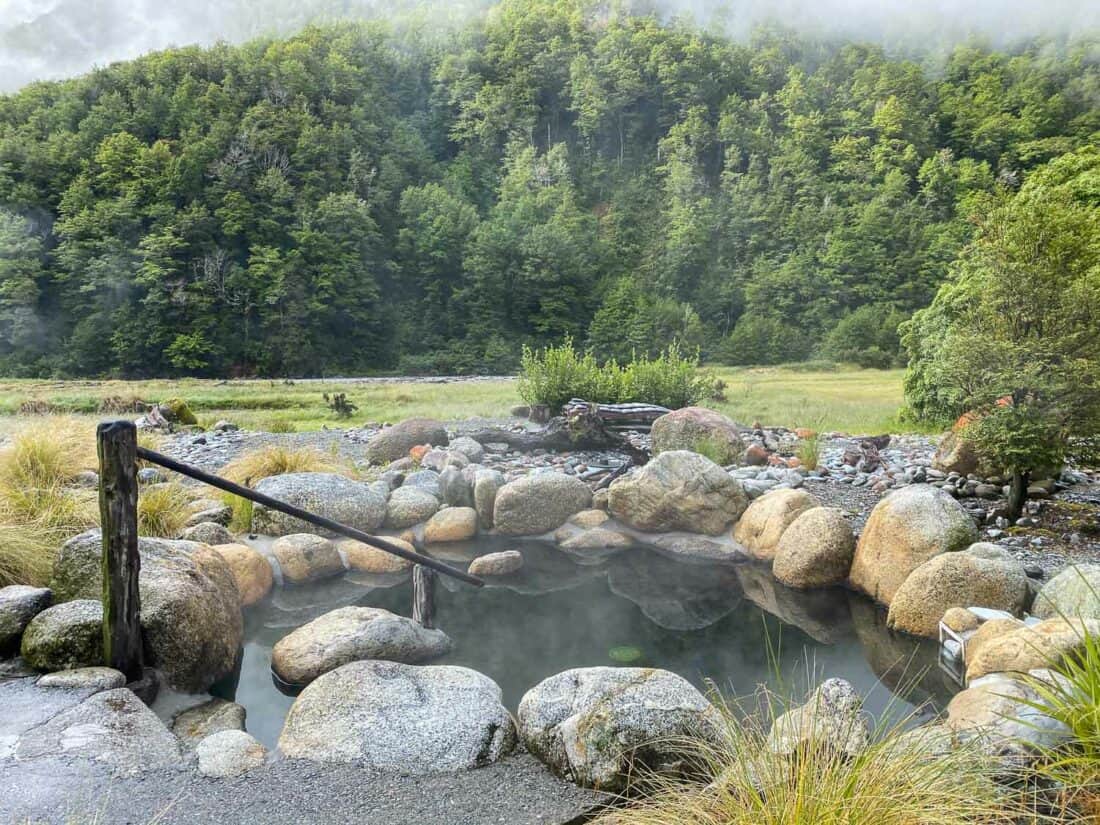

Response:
(608, 645), (643, 664)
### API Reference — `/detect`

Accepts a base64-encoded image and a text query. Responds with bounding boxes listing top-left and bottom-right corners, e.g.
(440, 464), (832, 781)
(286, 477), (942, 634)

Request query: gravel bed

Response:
(0, 752), (604, 825)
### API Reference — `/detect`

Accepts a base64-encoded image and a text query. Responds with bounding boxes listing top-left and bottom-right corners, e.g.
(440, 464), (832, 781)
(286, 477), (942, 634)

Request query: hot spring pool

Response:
(194, 540), (960, 748)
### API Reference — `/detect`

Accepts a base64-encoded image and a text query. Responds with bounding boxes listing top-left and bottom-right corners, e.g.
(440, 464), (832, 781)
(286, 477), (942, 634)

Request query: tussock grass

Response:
(221, 445), (354, 486)
(596, 692), (1030, 825)
(137, 483), (193, 538)
(0, 420), (98, 586)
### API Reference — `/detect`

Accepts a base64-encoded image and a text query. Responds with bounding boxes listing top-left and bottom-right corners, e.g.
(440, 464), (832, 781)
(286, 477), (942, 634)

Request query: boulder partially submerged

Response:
(518, 666), (723, 791)
(271, 606), (453, 686)
(278, 661), (515, 772)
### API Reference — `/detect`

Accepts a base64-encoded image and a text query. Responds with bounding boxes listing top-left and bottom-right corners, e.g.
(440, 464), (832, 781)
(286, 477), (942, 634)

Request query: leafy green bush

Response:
(718, 316), (814, 366)
(822, 304), (908, 368)
(518, 339), (712, 412)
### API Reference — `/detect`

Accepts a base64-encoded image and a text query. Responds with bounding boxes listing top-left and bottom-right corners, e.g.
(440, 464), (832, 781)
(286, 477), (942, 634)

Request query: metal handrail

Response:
(137, 446), (483, 587)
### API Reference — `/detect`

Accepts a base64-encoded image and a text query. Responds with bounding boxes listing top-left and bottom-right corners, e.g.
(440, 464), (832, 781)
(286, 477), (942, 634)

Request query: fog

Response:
(1, 0), (1097, 92)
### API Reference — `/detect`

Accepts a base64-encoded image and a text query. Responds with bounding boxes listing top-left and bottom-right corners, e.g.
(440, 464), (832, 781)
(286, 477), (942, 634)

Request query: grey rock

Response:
(252, 473), (385, 536)
(767, 678), (869, 758)
(21, 600), (103, 671)
(468, 551), (524, 577)
(0, 585), (52, 655)
(609, 451), (748, 536)
(52, 531), (242, 692)
(278, 661), (515, 772)
(947, 672), (1071, 768)
(37, 667), (125, 691)
(171, 698), (247, 746)
(271, 534), (345, 585)
(138, 467), (167, 485)
(422, 448), (469, 473)
(1033, 564), (1100, 620)
(271, 607), (453, 687)
(384, 486), (440, 529)
(518, 667), (723, 791)
(196, 729), (267, 777)
(179, 521), (235, 545)
(72, 470), (99, 489)
(185, 504), (232, 528)
(648, 534), (744, 563)
(15, 688), (182, 776)
(404, 469), (442, 498)
(365, 418), (448, 464)
(449, 436), (485, 464)
(474, 469), (505, 529)
(494, 474), (593, 536)
(439, 466), (474, 508)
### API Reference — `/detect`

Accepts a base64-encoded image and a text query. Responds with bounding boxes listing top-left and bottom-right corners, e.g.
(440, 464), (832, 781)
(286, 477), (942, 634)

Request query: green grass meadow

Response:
(0, 367), (926, 436)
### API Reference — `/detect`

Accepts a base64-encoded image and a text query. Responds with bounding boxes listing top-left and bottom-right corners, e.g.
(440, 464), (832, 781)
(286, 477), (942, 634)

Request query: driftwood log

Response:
(560, 399), (670, 430)
(469, 404), (650, 466)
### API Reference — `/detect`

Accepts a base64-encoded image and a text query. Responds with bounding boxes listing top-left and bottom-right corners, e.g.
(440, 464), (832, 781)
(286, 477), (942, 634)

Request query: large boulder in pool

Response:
(772, 507), (856, 589)
(278, 661), (515, 772)
(886, 545), (1029, 638)
(733, 488), (820, 560)
(21, 600), (103, 671)
(651, 407), (744, 465)
(1033, 564), (1100, 620)
(51, 531), (243, 692)
(849, 484), (978, 606)
(251, 473), (385, 536)
(494, 473), (593, 536)
(517, 666), (723, 791)
(365, 418), (449, 464)
(0, 585), (52, 655)
(610, 451), (748, 536)
(271, 606), (453, 687)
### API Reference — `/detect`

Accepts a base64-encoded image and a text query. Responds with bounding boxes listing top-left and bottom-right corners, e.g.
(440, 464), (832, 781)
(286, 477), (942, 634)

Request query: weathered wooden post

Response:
(98, 419), (143, 682)
(412, 565), (436, 629)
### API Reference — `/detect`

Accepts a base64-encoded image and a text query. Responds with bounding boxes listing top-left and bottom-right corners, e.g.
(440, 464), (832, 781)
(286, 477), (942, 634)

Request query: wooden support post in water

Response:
(98, 419), (143, 682)
(412, 565), (436, 629)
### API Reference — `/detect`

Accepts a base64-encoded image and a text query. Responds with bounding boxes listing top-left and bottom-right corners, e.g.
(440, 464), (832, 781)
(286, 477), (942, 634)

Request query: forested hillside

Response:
(0, 0), (1097, 377)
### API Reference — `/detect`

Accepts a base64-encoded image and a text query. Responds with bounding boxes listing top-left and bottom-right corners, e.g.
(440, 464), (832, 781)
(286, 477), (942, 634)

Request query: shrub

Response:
(595, 690), (1022, 825)
(518, 339), (713, 412)
(796, 432), (823, 471)
(718, 316), (814, 366)
(821, 304), (908, 368)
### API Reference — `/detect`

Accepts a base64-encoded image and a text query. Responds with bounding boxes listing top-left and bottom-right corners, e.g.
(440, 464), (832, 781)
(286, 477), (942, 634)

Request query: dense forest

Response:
(0, 0), (1097, 377)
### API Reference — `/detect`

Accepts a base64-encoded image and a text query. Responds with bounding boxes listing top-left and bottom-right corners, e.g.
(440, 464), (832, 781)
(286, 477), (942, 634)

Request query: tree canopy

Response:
(0, 3), (1097, 377)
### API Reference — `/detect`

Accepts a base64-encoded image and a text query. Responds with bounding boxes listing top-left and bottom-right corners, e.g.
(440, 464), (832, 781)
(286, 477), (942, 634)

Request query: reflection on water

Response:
(229, 540), (954, 748)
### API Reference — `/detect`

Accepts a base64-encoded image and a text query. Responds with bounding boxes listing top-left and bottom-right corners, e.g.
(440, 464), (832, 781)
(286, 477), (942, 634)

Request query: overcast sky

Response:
(1, 0), (1097, 93)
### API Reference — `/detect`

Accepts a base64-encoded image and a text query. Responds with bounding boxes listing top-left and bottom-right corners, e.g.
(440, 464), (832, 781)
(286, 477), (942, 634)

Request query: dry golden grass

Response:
(595, 692), (1042, 825)
(221, 444), (355, 486)
(0, 420), (98, 586)
(137, 483), (194, 538)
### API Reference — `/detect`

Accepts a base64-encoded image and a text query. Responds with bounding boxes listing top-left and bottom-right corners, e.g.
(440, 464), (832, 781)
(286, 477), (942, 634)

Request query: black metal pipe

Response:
(136, 446), (483, 587)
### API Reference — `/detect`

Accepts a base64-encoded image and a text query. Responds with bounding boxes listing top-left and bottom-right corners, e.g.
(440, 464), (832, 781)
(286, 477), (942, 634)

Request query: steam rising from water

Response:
(0, 0), (1097, 93)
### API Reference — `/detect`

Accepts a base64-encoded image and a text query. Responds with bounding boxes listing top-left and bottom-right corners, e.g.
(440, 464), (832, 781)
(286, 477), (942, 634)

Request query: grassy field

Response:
(0, 367), (929, 436)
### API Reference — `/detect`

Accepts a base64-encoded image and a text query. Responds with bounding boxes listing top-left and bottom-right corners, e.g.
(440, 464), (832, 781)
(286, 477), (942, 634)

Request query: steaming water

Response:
(213, 540), (957, 748)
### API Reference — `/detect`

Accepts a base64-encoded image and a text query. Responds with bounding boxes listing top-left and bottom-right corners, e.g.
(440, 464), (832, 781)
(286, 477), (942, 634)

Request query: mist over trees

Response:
(0, 0), (1097, 377)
